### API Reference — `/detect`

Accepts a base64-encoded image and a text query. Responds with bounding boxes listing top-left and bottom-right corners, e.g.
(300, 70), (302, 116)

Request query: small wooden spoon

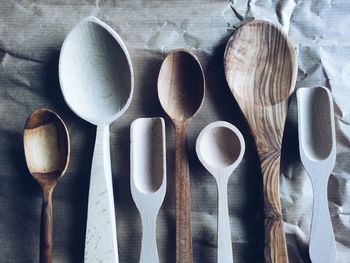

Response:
(23, 109), (70, 263)
(196, 121), (245, 263)
(224, 20), (297, 262)
(157, 49), (205, 263)
(297, 87), (336, 263)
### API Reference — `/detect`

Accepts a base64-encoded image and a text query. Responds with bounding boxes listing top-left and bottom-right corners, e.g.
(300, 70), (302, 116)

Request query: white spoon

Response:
(297, 86), (336, 263)
(130, 118), (166, 263)
(196, 121), (245, 263)
(59, 16), (133, 262)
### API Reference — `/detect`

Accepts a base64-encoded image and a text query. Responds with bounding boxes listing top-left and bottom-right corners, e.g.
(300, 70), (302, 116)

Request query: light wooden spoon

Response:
(157, 49), (205, 263)
(59, 16), (133, 262)
(224, 20), (297, 262)
(297, 86), (336, 263)
(23, 109), (70, 263)
(196, 121), (245, 263)
(130, 118), (166, 263)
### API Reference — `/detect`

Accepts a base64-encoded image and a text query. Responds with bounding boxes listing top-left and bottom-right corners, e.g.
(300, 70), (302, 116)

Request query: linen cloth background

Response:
(0, 0), (349, 262)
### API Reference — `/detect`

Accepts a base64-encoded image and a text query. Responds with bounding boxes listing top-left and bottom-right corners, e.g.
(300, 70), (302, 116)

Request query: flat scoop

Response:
(224, 20), (297, 263)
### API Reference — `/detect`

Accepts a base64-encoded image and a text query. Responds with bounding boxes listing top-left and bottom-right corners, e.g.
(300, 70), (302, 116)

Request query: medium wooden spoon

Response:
(23, 109), (70, 263)
(224, 20), (297, 263)
(157, 49), (205, 263)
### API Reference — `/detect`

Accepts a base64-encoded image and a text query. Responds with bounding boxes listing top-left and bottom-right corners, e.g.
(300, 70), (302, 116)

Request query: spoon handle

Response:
(140, 210), (159, 263)
(310, 176), (336, 263)
(175, 122), (192, 263)
(40, 186), (53, 263)
(217, 176), (233, 263)
(84, 125), (118, 263)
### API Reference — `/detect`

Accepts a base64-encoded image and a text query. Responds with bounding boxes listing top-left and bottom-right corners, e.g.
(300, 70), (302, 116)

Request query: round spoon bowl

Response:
(157, 49), (204, 122)
(24, 108), (70, 182)
(59, 16), (133, 125)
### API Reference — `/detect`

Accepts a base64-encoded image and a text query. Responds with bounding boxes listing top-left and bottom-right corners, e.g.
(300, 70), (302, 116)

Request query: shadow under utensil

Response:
(281, 92), (311, 263)
(197, 38), (264, 262)
(44, 50), (94, 262)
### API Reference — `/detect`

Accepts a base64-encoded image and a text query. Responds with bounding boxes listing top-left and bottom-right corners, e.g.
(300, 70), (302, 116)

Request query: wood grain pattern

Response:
(297, 87), (336, 263)
(24, 109), (70, 263)
(224, 20), (297, 263)
(158, 49), (205, 263)
(130, 118), (167, 263)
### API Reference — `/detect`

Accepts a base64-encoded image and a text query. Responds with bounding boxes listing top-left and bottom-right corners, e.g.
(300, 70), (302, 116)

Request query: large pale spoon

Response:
(130, 118), (166, 263)
(59, 16), (133, 262)
(157, 49), (205, 263)
(196, 121), (245, 263)
(23, 109), (70, 263)
(224, 20), (297, 262)
(297, 86), (336, 263)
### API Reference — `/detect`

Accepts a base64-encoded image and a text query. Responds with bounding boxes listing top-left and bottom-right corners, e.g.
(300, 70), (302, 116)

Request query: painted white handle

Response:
(217, 175), (233, 263)
(140, 209), (159, 263)
(84, 125), (118, 263)
(310, 177), (336, 263)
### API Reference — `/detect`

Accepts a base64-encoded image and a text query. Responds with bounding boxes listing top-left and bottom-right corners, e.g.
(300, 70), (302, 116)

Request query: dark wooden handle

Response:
(41, 187), (53, 263)
(260, 153), (288, 263)
(175, 122), (192, 263)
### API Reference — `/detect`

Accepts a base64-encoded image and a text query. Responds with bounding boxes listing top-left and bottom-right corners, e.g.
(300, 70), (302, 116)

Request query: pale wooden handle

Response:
(310, 178), (336, 263)
(84, 125), (119, 263)
(140, 211), (159, 263)
(40, 188), (53, 263)
(217, 177), (233, 263)
(175, 123), (192, 263)
(261, 156), (289, 263)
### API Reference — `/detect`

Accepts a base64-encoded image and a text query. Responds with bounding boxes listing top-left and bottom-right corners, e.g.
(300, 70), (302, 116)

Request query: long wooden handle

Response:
(40, 187), (53, 263)
(175, 122), (192, 263)
(310, 177), (336, 263)
(261, 154), (289, 263)
(84, 125), (119, 263)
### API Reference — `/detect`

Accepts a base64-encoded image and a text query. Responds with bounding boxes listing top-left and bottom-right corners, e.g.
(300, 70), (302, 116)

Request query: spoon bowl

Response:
(24, 108), (70, 263)
(224, 20), (297, 262)
(196, 121), (245, 263)
(59, 16), (133, 262)
(157, 49), (205, 262)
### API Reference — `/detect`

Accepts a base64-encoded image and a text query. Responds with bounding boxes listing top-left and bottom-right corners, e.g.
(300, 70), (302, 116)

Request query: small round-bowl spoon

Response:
(130, 118), (166, 263)
(297, 86), (336, 263)
(23, 109), (70, 263)
(196, 121), (245, 263)
(157, 49), (205, 262)
(59, 16), (133, 262)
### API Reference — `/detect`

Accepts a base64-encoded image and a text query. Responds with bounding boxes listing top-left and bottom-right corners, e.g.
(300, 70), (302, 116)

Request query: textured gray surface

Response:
(0, 0), (349, 262)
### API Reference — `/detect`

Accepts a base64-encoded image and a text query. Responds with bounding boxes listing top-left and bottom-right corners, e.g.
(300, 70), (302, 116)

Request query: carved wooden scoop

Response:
(297, 87), (336, 263)
(24, 109), (70, 263)
(224, 20), (297, 262)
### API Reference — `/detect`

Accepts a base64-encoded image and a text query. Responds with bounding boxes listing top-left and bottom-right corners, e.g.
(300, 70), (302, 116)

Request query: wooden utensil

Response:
(23, 109), (70, 263)
(130, 118), (166, 263)
(59, 16), (133, 262)
(224, 20), (297, 262)
(297, 86), (336, 263)
(157, 49), (205, 263)
(196, 121), (245, 263)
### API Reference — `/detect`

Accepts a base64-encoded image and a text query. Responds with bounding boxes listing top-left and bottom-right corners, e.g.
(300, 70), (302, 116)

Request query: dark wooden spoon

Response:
(157, 49), (205, 263)
(23, 109), (70, 263)
(224, 20), (297, 263)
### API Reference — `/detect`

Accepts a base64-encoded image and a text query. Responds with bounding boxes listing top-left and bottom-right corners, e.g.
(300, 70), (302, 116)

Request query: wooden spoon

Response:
(23, 109), (70, 263)
(196, 121), (245, 263)
(297, 87), (336, 263)
(224, 20), (297, 262)
(157, 49), (205, 263)
(130, 117), (166, 263)
(59, 16), (133, 262)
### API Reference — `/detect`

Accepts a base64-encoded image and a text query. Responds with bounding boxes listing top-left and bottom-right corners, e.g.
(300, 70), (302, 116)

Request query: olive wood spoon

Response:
(196, 121), (245, 263)
(23, 109), (70, 263)
(297, 87), (336, 263)
(224, 20), (297, 263)
(157, 49), (205, 263)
